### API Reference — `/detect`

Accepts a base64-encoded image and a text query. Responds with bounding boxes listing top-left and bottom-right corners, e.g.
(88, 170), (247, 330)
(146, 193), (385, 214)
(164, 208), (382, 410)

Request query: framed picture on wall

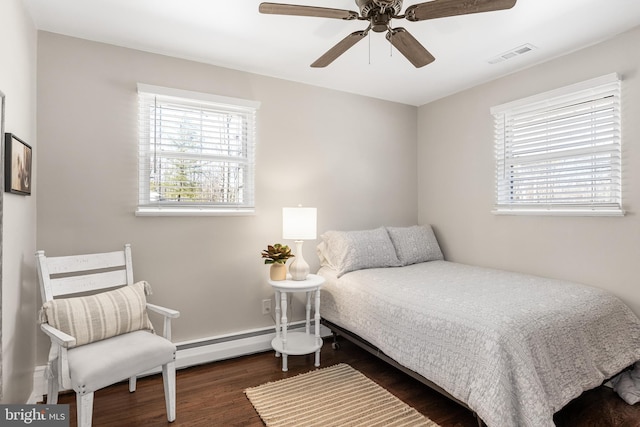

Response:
(0, 88), (3, 397)
(4, 133), (32, 195)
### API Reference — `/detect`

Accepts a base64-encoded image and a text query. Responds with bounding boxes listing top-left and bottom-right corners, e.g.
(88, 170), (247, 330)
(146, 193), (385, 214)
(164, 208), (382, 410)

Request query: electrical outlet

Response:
(262, 299), (271, 315)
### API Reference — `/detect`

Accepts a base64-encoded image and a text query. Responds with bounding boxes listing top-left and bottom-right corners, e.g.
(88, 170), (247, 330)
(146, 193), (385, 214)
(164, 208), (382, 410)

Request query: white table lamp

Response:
(282, 207), (317, 281)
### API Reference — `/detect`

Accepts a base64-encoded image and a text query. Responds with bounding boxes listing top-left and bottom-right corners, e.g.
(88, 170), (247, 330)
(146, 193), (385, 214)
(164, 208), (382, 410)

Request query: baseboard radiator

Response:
(30, 321), (332, 404)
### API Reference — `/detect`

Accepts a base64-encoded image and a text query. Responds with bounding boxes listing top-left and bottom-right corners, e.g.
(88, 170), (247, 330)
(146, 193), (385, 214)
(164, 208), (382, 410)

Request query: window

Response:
(137, 84), (260, 216)
(491, 73), (623, 216)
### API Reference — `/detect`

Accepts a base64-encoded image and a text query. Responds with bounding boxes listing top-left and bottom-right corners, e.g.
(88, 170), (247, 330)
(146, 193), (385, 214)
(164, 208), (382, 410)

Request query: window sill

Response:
(136, 206), (255, 217)
(492, 208), (625, 217)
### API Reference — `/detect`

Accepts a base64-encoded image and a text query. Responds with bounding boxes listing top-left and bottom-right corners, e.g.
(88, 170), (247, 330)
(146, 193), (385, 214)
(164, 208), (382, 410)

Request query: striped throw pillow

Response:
(41, 281), (154, 347)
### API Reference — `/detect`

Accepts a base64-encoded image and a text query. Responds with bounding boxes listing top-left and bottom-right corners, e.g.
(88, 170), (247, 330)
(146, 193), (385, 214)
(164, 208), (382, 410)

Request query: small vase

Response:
(270, 263), (287, 281)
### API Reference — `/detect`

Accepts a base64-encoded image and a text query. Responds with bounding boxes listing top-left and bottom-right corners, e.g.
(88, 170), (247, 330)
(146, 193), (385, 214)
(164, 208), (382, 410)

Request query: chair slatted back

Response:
(37, 244), (135, 302)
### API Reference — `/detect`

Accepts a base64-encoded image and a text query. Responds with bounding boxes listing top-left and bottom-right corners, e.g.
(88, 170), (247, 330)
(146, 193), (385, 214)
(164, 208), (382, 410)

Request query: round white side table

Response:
(268, 274), (325, 372)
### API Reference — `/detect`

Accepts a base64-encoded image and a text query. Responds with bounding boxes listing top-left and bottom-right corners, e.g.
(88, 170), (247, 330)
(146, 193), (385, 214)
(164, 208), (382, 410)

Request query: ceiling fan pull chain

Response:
(368, 31), (371, 65)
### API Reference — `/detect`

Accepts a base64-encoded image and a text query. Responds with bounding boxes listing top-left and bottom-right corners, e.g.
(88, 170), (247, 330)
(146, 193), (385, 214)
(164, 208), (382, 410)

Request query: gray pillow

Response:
(320, 227), (401, 277)
(386, 225), (444, 266)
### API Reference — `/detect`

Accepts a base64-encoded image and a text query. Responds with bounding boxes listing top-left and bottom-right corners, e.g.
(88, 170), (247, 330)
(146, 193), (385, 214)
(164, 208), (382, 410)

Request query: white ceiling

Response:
(24, 0), (640, 106)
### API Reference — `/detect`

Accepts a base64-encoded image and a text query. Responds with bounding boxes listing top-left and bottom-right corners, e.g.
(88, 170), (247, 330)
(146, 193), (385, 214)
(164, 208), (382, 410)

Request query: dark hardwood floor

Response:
(57, 339), (640, 426)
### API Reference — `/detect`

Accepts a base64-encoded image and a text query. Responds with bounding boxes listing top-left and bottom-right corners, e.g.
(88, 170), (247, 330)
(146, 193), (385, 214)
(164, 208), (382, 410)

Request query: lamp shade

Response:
(282, 207), (317, 240)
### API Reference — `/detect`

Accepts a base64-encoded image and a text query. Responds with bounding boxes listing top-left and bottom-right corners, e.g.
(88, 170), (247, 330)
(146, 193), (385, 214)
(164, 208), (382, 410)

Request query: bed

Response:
(316, 225), (640, 427)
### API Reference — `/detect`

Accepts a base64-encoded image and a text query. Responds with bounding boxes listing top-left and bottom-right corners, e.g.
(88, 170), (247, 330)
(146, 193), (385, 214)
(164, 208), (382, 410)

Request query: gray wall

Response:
(418, 26), (640, 316)
(35, 32), (418, 364)
(0, 0), (38, 403)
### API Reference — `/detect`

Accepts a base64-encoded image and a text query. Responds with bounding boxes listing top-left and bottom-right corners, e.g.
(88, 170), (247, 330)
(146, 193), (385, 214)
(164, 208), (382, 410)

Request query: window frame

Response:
(491, 73), (623, 217)
(136, 84), (260, 217)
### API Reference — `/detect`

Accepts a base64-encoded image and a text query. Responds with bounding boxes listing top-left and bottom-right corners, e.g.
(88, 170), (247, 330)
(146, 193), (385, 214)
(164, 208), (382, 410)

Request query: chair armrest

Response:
(146, 303), (180, 318)
(41, 323), (76, 348)
(146, 303), (180, 340)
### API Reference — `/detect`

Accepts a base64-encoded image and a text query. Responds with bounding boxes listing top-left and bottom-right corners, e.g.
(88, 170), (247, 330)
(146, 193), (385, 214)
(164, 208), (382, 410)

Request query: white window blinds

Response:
(491, 73), (623, 216)
(137, 84), (259, 216)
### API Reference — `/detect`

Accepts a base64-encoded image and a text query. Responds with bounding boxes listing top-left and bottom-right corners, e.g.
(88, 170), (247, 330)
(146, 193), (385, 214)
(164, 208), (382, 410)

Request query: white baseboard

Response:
(30, 322), (332, 404)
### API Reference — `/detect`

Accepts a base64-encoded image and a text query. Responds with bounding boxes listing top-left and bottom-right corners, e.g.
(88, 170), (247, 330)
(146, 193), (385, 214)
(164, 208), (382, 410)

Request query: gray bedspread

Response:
(319, 261), (640, 427)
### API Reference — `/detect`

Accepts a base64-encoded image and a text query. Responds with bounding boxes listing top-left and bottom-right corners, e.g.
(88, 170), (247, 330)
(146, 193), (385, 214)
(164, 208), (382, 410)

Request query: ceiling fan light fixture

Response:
(371, 12), (392, 32)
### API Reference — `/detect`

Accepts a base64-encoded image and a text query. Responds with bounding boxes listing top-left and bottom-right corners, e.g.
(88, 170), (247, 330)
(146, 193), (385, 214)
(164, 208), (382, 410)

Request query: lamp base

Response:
(289, 240), (309, 281)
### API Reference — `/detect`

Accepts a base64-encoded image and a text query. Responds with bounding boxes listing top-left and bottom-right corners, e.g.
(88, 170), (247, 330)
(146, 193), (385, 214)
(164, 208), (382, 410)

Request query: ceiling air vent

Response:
(488, 44), (537, 64)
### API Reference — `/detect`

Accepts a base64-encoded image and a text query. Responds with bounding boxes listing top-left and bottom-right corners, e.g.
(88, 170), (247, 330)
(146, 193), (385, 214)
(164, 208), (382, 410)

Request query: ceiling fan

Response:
(259, 0), (517, 68)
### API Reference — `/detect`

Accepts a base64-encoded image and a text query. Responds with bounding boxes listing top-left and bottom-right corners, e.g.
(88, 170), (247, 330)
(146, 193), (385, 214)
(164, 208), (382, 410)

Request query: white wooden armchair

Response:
(36, 244), (180, 427)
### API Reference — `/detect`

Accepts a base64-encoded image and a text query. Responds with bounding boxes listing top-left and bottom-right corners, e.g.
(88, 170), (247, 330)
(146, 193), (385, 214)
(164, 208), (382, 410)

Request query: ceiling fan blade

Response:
(259, 3), (359, 20)
(311, 31), (367, 67)
(406, 0), (517, 22)
(386, 28), (435, 68)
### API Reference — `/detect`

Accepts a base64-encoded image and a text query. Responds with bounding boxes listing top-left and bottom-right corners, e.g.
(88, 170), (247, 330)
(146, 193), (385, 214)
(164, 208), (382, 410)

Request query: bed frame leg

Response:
(331, 332), (341, 350)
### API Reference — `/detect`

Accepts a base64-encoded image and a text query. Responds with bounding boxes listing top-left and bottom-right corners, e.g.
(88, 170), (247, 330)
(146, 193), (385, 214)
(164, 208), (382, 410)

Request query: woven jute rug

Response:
(244, 363), (440, 427)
